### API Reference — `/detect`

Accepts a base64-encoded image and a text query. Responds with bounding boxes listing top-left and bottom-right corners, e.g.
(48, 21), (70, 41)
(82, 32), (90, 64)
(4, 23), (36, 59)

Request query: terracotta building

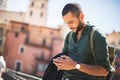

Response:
(3, 21), (64, 77)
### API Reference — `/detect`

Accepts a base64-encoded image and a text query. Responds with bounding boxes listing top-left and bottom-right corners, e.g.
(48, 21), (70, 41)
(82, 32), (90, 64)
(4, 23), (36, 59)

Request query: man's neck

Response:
(76, 23), (86, 41)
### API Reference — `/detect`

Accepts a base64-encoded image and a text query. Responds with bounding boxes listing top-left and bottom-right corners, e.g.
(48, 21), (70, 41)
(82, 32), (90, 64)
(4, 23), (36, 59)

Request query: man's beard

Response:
(74, 20), (84, 42)
(75, 20), (84, 35)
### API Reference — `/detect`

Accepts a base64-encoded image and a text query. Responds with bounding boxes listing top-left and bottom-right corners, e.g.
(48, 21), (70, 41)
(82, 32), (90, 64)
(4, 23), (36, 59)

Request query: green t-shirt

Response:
(62, 25), (111, 80)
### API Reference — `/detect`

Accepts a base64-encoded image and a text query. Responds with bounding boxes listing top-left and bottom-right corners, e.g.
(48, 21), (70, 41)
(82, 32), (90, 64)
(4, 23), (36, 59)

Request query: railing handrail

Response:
(6, 68), (42, 80)
(7, 71), (27, 80)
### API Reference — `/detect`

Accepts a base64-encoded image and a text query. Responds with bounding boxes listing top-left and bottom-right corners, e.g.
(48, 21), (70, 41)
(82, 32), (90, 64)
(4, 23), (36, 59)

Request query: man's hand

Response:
(53, 55), (76, 70)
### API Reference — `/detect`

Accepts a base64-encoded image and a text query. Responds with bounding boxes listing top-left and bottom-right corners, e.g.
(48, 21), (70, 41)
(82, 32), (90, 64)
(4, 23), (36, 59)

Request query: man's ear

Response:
(79, 13), (84, 21)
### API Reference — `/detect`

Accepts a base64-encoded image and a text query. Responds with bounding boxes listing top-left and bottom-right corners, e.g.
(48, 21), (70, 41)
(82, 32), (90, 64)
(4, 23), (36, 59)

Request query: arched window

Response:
(15, 61), (22, 71)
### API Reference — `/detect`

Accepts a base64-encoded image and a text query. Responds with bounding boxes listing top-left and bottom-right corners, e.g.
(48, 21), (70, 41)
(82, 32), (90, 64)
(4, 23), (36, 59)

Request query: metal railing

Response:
(2, 68), (42, 80)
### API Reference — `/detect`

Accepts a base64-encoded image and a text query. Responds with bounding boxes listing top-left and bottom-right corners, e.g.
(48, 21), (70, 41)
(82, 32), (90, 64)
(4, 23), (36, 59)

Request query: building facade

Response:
(3, 21), (64, 77)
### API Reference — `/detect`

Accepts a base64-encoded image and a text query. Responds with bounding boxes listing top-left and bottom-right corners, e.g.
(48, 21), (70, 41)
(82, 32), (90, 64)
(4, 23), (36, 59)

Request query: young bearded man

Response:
(53, 3), (111, 80)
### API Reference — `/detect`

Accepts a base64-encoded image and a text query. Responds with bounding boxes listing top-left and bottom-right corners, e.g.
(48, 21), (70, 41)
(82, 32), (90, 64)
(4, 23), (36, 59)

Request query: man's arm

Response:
(79, 62), (108, 76)
(53, 55), (108, 76)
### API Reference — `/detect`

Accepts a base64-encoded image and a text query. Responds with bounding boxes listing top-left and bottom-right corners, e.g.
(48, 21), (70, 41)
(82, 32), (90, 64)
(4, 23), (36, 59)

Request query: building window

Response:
(31, 2), (34, 7)
(40, 51), (45, 60)
(0, 38), (2, 47)
(21, 26), (26, 32)
(40, 12), (43, 17)
(15, 61), (22, 71)
(41, 3), (44, 8)
(19, 45), (26, 54)
(15, 32), (19, 37)
(42, 38), (46, 46)
(30, 11), (33, 16)
(0, 27), (3, 36)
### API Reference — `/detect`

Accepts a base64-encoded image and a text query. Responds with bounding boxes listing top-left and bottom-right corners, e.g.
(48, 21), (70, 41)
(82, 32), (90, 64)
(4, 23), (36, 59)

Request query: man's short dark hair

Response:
(62, 3), (83, 17)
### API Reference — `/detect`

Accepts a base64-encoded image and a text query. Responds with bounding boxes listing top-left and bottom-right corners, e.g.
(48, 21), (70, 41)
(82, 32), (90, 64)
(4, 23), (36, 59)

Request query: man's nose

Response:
(68, 24), (73, 29)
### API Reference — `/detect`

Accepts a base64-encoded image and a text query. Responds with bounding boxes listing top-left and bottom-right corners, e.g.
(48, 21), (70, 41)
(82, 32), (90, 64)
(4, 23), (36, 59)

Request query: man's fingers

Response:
(53, 61), (64, 70)
(53, 57), (64, 62)
(61, 55), (69, 59)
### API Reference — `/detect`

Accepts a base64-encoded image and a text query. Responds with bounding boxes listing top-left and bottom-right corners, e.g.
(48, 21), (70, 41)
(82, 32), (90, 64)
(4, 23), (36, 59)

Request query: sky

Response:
(7, 0), (120, 34)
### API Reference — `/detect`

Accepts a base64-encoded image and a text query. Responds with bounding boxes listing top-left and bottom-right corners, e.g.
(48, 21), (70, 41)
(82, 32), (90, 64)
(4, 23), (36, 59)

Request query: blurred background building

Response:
(0, 0), (66, 77)
(3, 20), (63, 77)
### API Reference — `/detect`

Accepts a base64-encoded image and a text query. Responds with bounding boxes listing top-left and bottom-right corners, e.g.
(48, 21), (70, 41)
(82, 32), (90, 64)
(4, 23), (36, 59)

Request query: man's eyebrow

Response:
(67, 21), (73, 24)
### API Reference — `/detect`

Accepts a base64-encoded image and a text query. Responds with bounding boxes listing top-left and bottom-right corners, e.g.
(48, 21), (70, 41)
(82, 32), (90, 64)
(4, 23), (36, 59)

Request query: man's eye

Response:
(69, 22), (73, 24)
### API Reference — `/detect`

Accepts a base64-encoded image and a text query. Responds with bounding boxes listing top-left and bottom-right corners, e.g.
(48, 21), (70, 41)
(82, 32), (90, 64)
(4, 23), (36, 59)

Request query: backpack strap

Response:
(90, 28), (109, 80)
(90, 28), (97, 65)
(90, 28), (103, 80)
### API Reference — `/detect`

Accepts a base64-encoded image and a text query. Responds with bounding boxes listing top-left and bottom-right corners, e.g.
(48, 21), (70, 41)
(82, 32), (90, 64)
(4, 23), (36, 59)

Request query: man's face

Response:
(63, 12), (81, 33)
